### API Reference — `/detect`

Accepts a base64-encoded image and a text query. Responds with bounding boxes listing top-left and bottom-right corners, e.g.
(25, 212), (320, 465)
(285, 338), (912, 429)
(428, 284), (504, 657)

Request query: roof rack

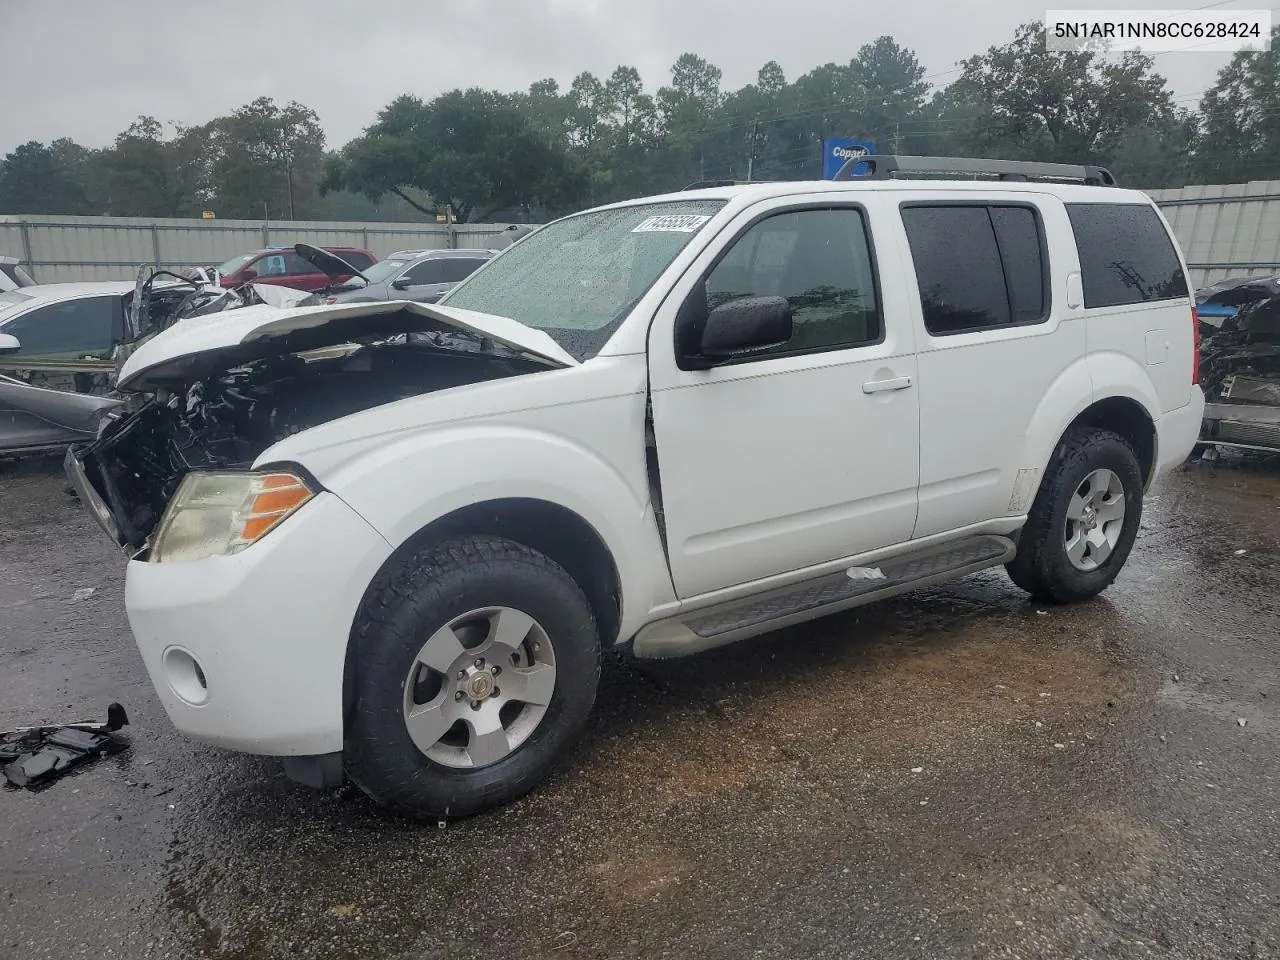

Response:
(833, 154), (1117, 187)
(681, 179), (758, 191)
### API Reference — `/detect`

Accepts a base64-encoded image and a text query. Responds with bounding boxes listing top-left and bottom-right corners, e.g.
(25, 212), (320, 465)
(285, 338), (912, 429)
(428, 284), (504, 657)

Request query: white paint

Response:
(114, 176), (1206, 763)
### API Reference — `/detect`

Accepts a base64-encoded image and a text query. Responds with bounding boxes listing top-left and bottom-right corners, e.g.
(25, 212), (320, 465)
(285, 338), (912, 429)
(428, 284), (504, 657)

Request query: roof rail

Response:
(833, 154), (1117, 187)
(682, 179), (755, 191)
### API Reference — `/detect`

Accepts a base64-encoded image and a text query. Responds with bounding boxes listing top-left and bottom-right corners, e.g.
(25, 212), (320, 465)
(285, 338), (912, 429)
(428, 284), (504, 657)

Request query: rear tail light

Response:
(1191, 306), (1201, 386)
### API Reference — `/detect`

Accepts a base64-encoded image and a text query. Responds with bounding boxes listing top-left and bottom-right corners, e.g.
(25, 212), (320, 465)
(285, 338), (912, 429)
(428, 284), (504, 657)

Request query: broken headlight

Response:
(150, 471), (314, 564)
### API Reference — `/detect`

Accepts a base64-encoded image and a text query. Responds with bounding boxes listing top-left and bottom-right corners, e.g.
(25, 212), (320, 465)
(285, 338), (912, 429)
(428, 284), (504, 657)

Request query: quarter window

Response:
(1065, 203), (1189, 308)
(902, 204), (1048, 336)
(703, 207), (881, 356)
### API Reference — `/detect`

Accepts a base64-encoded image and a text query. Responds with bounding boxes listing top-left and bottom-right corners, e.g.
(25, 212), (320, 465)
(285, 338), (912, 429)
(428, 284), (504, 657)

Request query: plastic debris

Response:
(69, 587), (96, 602)
(1237, 718), (1248, 727)
(911, 767), (924, 774)
(1, 704), (129, 789)
(1234, 549), (1248, 556)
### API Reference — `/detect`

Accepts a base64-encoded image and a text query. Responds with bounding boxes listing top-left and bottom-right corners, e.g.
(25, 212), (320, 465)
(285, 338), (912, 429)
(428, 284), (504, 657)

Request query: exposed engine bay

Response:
(77, 335), (544, 553)
(1197, 275), (1280, 455)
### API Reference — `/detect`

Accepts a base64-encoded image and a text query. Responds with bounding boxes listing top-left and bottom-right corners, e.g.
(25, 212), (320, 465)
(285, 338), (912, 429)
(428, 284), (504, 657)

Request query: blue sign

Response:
(822, 138), (876, 179)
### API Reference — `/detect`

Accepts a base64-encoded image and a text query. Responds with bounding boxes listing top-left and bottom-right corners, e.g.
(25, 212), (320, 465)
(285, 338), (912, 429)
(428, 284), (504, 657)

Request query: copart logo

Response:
(832, 145), (869, 160)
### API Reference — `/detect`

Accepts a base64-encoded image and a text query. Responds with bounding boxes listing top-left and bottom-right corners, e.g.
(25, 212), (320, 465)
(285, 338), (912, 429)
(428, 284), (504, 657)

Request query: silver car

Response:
(326, 249), (496, 305)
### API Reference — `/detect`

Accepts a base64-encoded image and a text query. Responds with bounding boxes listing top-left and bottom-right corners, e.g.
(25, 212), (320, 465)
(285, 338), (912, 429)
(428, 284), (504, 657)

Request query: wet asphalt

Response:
(1, 454), (1278, 960)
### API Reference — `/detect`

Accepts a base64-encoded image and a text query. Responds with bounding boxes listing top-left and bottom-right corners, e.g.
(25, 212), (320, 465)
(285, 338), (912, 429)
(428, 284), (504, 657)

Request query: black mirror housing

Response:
(676, 288), (792, 369)
(391, 276), (412, 290)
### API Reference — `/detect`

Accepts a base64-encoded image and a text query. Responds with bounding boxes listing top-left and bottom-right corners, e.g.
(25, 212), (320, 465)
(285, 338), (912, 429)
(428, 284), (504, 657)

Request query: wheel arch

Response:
(343, 498), (623, 728)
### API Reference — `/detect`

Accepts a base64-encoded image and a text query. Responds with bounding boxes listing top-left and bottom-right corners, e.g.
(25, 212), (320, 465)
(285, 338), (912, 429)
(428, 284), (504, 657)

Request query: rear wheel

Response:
(346, 535), (600, 819)
(1006, 428), (1144, 603)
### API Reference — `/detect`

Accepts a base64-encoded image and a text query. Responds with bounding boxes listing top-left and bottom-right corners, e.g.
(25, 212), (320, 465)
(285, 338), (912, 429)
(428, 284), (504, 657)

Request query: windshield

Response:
(215, 253), (257, 275)
(357, 259), (410, 285)
(443, 199), (725, 360)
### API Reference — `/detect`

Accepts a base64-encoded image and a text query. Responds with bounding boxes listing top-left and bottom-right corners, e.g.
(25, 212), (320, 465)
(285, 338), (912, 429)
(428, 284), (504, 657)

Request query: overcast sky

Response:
(0, 0), (1244, 155)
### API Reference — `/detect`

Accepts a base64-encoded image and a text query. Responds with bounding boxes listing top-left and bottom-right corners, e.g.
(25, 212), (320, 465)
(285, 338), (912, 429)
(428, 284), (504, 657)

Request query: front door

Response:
(648, 199), (921, 599)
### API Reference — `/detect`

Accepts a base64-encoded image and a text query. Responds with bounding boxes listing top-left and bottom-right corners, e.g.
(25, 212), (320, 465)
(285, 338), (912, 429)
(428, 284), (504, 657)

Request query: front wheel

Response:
(1006, 428), (1144, 603)
(346, 535), (600, 819)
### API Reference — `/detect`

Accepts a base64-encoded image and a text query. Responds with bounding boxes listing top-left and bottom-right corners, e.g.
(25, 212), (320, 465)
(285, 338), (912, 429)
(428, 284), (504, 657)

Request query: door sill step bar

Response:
(632, 535), (1016, 659)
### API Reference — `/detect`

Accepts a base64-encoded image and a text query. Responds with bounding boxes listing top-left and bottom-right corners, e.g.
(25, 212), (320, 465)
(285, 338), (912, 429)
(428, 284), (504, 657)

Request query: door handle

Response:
(862, 375), (913, 394)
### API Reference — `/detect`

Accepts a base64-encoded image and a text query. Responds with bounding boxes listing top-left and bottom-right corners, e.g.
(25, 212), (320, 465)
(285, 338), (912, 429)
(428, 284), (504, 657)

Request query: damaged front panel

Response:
(71, 302), (564, 555)
(1198, 276), (1280, 453)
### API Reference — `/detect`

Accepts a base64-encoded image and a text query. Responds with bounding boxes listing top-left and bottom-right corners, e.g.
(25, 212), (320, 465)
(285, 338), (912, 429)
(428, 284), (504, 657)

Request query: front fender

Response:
(305, 423), (674, 641)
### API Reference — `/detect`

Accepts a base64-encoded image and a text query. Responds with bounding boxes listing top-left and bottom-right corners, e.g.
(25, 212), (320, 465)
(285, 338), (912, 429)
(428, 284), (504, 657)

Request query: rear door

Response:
(897, 194), (1085, 537)
(1065, 201), (1194, 413)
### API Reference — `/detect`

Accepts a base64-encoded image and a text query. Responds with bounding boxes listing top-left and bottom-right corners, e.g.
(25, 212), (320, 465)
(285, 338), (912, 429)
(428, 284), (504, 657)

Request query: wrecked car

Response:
(0, 372), (123, 456)
(1197, 274), (1280, 454)
(67, 163), (1204, 820)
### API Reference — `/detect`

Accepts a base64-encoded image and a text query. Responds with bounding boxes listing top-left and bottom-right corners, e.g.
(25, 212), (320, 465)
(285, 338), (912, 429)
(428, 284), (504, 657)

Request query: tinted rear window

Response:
(902, 205), (1048, 335)
(1065, 203), (1188, 308)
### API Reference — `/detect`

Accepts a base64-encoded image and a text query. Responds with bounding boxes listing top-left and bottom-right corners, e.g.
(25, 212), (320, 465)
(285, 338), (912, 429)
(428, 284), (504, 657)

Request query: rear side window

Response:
(1065, 203), (1189, 308)
(902, 204), (1048, 335)
(443, 258), (487, 283)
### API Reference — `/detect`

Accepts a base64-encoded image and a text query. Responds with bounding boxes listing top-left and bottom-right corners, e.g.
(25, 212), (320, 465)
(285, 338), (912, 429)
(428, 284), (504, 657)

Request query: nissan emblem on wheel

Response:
(67, 156), (1204, 819)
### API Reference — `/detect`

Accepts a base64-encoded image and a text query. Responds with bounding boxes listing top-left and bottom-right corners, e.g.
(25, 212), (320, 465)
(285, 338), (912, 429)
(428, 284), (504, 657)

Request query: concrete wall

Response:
(0, 215), (533, 283)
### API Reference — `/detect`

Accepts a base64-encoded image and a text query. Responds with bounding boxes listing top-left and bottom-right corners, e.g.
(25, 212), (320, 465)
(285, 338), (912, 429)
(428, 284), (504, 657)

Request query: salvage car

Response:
(325, 249), (496, 305)
(67, 156), (1204, 819)
(0, 371), (122, 456)
(1197, 274), (1280, 453)
(197, 246), (377, 292)
(0, 255), (37, 292)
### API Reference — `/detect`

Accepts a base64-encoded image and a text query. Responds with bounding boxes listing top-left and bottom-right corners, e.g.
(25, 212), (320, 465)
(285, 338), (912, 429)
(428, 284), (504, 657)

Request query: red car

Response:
(206, 247), (378, 291)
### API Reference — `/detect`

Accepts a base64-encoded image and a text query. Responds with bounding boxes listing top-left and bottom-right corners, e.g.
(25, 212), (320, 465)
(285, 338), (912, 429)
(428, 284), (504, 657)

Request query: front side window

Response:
(702, 207), (881, 356)
(1066, 203), (1189, 308)
(444, 199), (725, 361)
(403, 259), (450, 285)
(902, 204), (1048, 335)
(1, 296), (118, 358)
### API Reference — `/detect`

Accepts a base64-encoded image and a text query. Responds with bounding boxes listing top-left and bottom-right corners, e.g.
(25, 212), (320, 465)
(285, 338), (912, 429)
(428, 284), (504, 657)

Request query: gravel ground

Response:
(1, 453), (1277, 960)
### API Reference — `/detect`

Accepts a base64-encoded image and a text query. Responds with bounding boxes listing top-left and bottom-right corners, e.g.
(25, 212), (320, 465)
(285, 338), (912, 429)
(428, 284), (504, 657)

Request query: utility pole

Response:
(893, 119), (902, 154)
(746, 116), (760, 181)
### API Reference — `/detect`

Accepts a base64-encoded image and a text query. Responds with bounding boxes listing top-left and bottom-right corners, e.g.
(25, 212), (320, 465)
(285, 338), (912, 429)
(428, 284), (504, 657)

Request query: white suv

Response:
(68, 156), (1204, 818)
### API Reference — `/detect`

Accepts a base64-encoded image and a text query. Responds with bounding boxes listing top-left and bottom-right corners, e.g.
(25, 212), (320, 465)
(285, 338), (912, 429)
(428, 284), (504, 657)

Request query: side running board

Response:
(633, 535), (1015, 659)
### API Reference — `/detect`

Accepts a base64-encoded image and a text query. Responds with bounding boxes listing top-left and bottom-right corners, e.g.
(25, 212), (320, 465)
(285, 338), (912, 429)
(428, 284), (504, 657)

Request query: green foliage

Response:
(4, 24), (1279, 221)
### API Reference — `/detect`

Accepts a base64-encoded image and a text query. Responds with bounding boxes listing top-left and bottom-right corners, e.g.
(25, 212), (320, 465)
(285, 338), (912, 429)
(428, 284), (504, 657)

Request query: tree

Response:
(209, 98), (326, 219)
(1196, 26), (1280, 182)
(939, 21), (1182, 167)
(848, 37), (930, 150)
(0, 141), (93, 214)
(325, 89), (586, 222)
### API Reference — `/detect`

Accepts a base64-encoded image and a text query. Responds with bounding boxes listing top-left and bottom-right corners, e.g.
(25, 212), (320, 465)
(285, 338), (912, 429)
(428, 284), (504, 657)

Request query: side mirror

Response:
(391, 276), (412, 291)
(240, 268), (258, 281)
(0, 333), (19, 355)
(677, 288), (792, 369)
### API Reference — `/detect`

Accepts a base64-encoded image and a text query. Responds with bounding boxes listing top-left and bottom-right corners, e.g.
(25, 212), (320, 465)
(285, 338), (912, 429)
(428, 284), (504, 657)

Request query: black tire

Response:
(1006, 427), (1144, 603)
(345, 535), (600, 819)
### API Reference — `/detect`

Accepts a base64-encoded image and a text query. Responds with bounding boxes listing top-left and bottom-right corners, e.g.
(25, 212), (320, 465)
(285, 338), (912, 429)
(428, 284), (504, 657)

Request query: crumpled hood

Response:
(116, 299), (576, 392)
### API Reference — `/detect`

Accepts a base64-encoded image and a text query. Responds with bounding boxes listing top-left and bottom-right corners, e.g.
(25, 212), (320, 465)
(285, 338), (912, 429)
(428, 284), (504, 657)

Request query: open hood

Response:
(116, 299), (577, 392)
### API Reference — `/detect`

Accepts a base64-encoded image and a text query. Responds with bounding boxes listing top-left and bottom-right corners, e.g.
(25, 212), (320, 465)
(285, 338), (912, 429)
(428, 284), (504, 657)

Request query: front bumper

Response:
(124, 491), (393, 756)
